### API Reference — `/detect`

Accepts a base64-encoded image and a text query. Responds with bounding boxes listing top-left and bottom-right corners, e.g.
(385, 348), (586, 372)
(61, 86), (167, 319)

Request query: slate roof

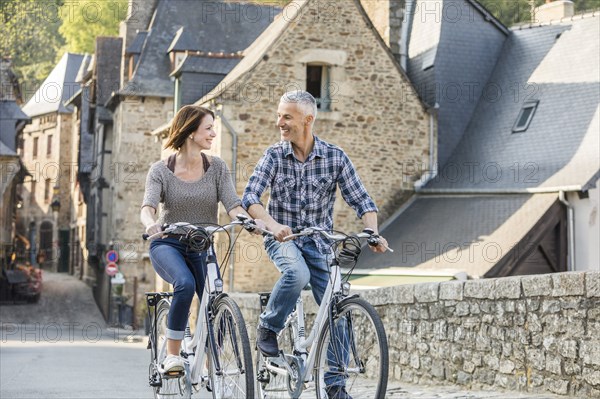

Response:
(423, 16), (600, 191)
(357, 193), (558, 277)
(407, 0), (510, 167)
(126, 31), (148, 55)
(171, 54), (240, 76)
(22, 53), (85, 117)
(0, 101), (28, 121)
(125, 0), (276, 98)
(0, 139), (17, 156)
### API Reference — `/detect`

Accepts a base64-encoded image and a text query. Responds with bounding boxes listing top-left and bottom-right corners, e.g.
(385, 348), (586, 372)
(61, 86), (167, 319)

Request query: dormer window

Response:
(169, 51), (187, 71)
(306, 64), (331, 111)
(512, 100), (539, 133)
(167, 27), (195, 73)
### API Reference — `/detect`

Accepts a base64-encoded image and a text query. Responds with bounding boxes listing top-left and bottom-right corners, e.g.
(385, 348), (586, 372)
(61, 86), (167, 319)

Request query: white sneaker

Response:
(160, 354), (184, 374)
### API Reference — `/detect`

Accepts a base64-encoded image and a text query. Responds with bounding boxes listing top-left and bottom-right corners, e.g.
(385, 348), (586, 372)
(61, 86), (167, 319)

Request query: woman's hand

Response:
(145, 222), (163, 239)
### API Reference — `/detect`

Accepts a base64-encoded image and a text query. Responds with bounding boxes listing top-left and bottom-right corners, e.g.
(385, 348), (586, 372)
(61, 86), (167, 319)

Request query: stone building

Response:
(0, 58), (30, 267)
(20, 53), (84, 273)
(359, 1), (600, 278)
(153, 0), (432, 292)
(70, 0), (278, 322)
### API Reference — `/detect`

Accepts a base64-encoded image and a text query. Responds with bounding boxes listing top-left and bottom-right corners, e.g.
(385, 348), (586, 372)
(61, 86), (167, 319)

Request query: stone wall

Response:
(110, 96), (172, 309)
(231, 271), (600, 398)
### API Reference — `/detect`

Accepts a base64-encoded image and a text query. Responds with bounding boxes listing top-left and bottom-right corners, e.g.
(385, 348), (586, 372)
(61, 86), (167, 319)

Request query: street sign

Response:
(106, 262), (118, 277)
(111, 272), (125, 285)
(106, 250), (119, 264)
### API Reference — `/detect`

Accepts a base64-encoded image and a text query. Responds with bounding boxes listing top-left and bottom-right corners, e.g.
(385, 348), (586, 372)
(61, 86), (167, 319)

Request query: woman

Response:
(141, 105), (261, 373)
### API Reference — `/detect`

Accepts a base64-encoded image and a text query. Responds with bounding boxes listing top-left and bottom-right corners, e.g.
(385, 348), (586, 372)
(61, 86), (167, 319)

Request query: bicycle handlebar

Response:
(284, 227), (394, 252)
(142, 214), (273, 241)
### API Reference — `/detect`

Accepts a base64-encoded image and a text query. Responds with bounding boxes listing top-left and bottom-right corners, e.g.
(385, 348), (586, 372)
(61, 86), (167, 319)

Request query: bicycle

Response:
(143, 215), (269, 399)
(255, 227), (392, 399)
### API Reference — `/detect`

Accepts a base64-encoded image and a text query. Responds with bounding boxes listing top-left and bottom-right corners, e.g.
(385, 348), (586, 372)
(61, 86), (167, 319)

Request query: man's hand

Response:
(269, 222), (293, 242)
(369, 235), (388, 253)
(250, 219), (268, 236)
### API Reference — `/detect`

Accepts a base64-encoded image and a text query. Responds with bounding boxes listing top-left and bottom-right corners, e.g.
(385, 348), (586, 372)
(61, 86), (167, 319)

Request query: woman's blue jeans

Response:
(149, 237), (208, 340)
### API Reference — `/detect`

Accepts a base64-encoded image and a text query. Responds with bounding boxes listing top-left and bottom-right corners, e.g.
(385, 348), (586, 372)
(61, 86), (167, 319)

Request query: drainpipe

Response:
(215, 108), (238, 292)
(558, 190), (575, 271)
(399, 0), (416, 71)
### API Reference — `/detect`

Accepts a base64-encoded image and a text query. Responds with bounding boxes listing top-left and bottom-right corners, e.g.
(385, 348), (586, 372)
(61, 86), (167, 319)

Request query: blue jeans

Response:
(149, 237), (209, 340)
(261, 238), (347, 387)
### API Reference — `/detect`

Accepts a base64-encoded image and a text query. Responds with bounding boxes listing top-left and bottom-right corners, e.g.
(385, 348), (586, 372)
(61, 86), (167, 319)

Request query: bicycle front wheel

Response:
(314, 297), (388, 399)
(208, 295), (254, 398)
(152, 299), (191, 399)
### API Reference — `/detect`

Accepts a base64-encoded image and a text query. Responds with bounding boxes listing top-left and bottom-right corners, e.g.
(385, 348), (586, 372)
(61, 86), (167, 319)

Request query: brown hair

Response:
(164, 105), (215, 150)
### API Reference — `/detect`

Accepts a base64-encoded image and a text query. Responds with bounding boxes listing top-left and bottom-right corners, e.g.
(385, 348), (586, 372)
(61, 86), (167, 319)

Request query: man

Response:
(242, 90), (387, 399)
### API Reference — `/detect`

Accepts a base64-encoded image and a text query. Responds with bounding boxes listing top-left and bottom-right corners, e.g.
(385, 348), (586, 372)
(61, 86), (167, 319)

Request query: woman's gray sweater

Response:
(142, 156), (241, 225)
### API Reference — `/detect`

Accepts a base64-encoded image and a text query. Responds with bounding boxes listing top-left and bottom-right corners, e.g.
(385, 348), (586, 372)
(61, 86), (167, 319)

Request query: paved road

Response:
(0, 272), (567, 398)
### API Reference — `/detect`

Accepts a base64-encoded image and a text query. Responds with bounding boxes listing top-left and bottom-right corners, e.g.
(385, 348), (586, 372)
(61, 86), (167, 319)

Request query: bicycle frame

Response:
(261, 261), (344, 384)
(179, 244), (222, 386)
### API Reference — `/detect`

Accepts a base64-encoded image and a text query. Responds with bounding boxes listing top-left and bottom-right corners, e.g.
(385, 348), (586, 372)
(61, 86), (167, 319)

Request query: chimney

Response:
(534, 0), (575, 24)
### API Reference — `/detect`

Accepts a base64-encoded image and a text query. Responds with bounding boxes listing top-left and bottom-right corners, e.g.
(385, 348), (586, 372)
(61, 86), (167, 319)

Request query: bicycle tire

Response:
(151, 299), (191, 399)
(208, 295), (254, 398)
(313, 297), (388, 399)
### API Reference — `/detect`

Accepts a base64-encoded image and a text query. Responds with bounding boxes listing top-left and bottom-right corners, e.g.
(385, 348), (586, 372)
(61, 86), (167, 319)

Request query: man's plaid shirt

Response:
(242, 136), (378, 254)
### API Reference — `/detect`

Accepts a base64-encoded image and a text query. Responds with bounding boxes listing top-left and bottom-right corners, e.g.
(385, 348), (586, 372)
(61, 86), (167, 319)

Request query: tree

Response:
(0, 0), (65, 100)
(59, 0), (127, 54)
(479, 0), (600, 27)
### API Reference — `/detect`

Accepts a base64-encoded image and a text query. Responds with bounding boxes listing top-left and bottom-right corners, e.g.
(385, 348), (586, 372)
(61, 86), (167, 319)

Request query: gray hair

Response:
(280, 90), (318, 120)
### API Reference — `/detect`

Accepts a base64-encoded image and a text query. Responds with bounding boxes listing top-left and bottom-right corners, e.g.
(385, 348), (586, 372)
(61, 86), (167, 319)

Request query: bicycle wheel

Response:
(256, 316), (299, 398)
(151, 299), (192, 399)
(314, 297), (388, 399)
(208, 295), (254, 398)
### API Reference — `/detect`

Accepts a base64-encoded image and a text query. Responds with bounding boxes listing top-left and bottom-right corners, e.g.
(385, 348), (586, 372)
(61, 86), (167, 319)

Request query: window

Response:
(33, 137), (39, 157)
(306, 64), (331, 111)
(47, 134), (52, 155)
(512, 100), (539, 133)
(44, 179), (51, 203)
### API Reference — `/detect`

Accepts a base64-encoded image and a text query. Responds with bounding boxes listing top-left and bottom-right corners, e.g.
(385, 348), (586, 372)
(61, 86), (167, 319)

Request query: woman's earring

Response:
(189, 135), (194, 140)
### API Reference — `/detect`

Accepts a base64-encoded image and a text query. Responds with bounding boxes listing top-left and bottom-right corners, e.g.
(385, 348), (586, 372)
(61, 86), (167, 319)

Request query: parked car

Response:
(0, 264), (42, 303)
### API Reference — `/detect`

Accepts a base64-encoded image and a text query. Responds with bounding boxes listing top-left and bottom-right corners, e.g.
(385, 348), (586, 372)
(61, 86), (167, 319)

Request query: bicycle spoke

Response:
(314, 298), (388, 399)
(209, 296), (253, 398)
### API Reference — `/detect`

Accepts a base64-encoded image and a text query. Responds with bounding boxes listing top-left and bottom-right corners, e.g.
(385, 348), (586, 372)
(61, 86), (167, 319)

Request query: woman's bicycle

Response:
(143, 215), (268, 399)
(255, 227), (392, 399)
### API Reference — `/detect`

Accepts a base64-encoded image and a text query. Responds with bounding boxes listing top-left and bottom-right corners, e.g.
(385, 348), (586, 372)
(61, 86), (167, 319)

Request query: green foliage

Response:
(478, 0), (600, 27)
(0, 0), (65, 98)
(59, 0), (127, 54)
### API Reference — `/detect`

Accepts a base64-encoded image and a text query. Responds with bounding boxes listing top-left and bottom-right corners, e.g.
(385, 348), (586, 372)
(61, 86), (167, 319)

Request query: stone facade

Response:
(359, 0), (405, 60)
(21, 113), (74, 270)
(109, 96), (172, 309)
(232, 271), (600, 398)
(200, 0), (430, 292)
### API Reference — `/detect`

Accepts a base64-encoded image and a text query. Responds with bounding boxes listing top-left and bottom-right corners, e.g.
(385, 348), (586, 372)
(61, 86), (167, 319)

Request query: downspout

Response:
(399, 0), (416, 71)
(215, 108), (238, 292)
(558, 190), (575, 271)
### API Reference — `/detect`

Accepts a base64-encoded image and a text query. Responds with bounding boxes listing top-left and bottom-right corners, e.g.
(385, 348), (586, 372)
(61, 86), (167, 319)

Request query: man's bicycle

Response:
(255, 227), (391, 399)
(143, 215), (268, 399)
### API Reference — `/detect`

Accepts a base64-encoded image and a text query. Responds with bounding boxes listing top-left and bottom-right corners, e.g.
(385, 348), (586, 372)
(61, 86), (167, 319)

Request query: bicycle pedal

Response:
(162, 370), (185, 378)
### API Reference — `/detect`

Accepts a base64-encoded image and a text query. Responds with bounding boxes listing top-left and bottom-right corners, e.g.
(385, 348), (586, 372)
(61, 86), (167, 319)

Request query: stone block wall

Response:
(231, 271), (600, 398)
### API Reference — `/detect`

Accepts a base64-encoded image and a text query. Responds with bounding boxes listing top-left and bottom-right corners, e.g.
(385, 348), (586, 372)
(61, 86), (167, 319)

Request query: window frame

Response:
(512, 100), (539, 133)
(306, 63), (332, 112)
